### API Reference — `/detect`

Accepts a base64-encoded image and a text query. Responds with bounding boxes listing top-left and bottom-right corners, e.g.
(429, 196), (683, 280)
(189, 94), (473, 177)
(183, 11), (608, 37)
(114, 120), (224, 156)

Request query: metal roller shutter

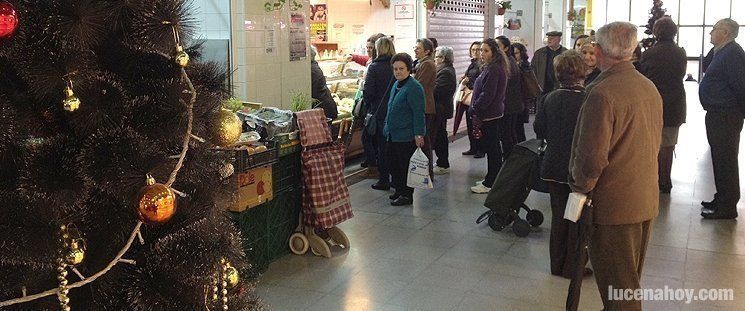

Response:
(427, 0), (487, 76)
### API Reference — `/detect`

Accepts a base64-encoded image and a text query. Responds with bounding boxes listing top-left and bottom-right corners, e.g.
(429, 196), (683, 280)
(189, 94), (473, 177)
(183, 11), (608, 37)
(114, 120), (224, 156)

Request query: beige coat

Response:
(414, 56), (437, 115)
(569, 61), (663, 225)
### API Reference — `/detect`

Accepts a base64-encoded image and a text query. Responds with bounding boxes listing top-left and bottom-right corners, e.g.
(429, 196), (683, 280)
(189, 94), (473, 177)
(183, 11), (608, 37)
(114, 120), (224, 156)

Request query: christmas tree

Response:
(0, 1), (261, 310)
(641, 0), (667, 49)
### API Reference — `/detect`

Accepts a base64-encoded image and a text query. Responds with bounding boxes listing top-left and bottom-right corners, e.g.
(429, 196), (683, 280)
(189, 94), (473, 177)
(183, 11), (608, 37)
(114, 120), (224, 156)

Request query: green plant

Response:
(497, 1), (512, 10)
(289, 92), (317, 112)
(223, 97), (243, 112)
(264, 0), (303, 12)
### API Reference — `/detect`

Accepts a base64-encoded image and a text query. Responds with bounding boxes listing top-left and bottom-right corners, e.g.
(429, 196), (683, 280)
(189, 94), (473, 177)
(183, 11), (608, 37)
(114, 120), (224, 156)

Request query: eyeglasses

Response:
(435, 55), (444, 58)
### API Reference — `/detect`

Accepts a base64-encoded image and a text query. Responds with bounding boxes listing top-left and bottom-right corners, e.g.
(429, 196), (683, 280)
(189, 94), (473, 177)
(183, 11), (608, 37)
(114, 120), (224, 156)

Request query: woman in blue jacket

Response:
(384, 53), (427, 206)
(469, 38), (509, 194)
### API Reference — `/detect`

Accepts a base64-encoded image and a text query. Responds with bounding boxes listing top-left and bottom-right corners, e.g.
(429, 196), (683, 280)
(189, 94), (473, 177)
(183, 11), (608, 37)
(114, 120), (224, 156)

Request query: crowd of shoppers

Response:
(310, 16), (743, 309)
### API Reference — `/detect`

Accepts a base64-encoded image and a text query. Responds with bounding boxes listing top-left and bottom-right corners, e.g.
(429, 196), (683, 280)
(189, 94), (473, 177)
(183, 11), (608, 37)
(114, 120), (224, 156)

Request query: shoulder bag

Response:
(521, 67), (542, 100)
(364, 77), (395, 136)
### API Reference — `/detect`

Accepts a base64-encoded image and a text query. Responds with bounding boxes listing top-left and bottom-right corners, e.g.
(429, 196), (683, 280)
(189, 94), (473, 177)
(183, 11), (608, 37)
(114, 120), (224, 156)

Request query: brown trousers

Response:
(589, 220), (653, 311)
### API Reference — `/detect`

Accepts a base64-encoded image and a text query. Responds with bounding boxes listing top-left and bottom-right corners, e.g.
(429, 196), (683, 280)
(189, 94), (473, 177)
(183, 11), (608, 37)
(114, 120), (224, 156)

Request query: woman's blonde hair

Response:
(375, 36), (396, 58)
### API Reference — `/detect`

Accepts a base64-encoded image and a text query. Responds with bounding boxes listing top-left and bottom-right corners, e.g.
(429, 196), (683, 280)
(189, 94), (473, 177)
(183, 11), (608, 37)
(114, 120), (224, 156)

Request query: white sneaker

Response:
(471, 184), (491, 193)
(474, 180), (484, 185)
(434, 167), (449, 175)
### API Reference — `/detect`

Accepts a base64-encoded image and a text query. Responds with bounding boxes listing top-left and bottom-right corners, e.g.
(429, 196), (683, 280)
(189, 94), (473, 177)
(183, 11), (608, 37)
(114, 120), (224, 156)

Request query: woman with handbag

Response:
(511, 42), (540, 142)
(358, 33), (388, 169)
(453, 41), (484, 158)
(469, 38), (509, 194)
(384, 53), (426, 206)
(363, 37), (396, 190)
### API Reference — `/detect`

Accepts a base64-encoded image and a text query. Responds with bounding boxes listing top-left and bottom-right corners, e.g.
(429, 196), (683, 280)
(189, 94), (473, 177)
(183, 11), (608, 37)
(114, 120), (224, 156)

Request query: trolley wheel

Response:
(327, 226), (350, 249)
(512, 219), (531, 237)
(488, 214), (506, 231)
(308, 234), (332, 258)
(526, 210), (544, 227)
(289, 232), (309, 255)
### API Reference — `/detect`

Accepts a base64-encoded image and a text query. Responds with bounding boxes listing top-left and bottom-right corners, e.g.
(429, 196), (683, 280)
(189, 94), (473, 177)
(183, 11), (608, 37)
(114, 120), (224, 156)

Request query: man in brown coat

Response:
(569, 22), (663, 310)
(413, 38), (437, 177)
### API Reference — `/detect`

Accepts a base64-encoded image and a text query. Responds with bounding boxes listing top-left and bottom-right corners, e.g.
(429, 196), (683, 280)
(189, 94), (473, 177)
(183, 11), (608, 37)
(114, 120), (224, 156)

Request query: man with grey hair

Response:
(568, 21), (662, 310)
(699, 18), (745, 220)
(433, 46), (457, 173)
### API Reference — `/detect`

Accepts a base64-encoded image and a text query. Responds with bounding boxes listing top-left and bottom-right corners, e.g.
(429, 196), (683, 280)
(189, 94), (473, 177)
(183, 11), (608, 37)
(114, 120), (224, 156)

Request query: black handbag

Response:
(364, 77), (395, 136)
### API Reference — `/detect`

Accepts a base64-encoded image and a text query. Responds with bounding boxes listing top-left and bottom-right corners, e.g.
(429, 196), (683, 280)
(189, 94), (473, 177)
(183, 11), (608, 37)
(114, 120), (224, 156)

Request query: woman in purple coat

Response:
(469, 38), (510, 194)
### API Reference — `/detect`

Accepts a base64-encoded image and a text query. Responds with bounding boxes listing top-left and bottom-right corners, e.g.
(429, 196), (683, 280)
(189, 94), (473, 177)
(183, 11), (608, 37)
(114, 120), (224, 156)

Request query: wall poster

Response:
(309, 4), (328, 42)
(289, 13), (308, 61)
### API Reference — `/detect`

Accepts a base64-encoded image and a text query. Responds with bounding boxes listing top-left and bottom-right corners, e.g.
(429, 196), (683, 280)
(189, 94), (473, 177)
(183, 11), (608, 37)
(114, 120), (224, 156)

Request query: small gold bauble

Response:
(62, 87), (81, 112)
(65, 247), (85, 265)
(137, 175), (177, 224)
(174, 45), (190, 68)
(209, 109), (242, 148)
(225, 266), (239, 289)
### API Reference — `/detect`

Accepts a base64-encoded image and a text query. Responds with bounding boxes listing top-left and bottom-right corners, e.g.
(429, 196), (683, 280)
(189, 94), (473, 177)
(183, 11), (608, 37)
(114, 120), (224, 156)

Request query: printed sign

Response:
(395, 4), (415, 19)
(289, 13), (308, 61)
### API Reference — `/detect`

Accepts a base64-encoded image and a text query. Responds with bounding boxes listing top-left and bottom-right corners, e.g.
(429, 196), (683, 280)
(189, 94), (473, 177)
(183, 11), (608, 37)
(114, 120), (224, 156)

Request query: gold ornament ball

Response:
(62, 87), (81, 112)
(137, 176), (177, 224)
(209, 109), (242, 148)
(174, 44), (190, 68)
(175, 50), (190, 68)
(65, 248), (85, 265)
(225, 265), (239, 288)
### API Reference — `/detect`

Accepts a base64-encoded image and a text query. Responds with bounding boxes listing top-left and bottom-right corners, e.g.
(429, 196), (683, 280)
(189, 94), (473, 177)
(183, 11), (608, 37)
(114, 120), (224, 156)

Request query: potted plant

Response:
(423, 0), (443, 10)
(497, 1), (512, 15)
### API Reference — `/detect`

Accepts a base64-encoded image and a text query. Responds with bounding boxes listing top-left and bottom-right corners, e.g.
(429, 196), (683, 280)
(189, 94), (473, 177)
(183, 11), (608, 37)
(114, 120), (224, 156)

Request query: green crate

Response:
(266, 186), (301, 261)
(272, 152), (301, 191)
(230, 204), (270, 273)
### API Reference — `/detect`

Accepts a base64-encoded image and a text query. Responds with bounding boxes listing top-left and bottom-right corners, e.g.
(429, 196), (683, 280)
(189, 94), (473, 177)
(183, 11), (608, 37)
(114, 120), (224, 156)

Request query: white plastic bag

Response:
(407, 148), (433, 189)
(564, 192), (587, 222)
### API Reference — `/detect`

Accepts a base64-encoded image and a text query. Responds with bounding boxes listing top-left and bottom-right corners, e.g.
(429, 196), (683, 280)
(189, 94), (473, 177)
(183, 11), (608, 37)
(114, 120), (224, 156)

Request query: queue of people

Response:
(309, 17), (744, 310)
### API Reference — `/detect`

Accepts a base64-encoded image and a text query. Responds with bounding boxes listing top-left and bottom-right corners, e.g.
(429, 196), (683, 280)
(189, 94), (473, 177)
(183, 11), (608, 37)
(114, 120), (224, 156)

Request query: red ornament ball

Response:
(0, 1), (19, 39)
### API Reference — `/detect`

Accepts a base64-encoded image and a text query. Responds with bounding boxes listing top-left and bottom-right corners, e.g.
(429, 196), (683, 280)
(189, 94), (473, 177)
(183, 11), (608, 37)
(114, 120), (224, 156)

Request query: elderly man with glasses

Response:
(699, 18), (745, 220)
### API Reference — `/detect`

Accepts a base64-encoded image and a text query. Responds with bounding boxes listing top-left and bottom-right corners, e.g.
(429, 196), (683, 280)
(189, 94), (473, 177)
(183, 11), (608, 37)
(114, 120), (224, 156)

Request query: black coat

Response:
(639, 40), (687, 127)
(464, 58), (481, 90)
(311, 60), (339, 120)
(504, 56), (524, 114)
(363, 55), (395, 122)
(434, 63), (457, 119)
(585, 68), (601, 85)
(533, 85), (586, 183)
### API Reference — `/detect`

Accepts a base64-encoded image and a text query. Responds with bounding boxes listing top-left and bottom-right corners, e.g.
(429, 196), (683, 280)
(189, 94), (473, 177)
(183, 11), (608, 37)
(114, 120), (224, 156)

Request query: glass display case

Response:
(316, 59), (366, 158)
(317, 59), (365, 119)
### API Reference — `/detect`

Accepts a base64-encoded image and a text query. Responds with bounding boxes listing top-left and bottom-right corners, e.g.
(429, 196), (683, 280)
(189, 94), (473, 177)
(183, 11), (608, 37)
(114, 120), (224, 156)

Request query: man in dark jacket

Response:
(639, 17), (687, 194)
(531, 31), (567, 94)
(310, 47), (339, 120)
(433, 46), (457, 174)
(699, 18), (745, 220)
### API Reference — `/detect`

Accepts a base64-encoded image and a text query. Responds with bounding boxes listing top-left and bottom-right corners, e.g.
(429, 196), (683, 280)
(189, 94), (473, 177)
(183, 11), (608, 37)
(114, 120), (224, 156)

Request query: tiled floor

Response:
(256, 83), (745, 310)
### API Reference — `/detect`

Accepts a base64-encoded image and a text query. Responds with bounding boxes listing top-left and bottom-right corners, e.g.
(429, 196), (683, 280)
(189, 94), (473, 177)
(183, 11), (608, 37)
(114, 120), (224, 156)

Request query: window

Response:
(630, 0), (649, 28)
(678, 27), (704, 57)
(733, 1), (745, 23)
(705, 0), (731, 25)
(679, 0), (705, 25)
(607, 0), (630, 23)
